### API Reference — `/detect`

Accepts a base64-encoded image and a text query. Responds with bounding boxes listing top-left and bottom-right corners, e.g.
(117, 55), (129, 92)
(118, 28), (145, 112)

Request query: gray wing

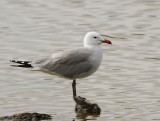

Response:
(32, 48), (93, 79)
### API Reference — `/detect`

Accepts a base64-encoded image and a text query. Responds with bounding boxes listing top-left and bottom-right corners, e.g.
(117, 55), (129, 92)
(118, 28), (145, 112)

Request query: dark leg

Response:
(72, 79), (101, 115)
(72, 80), (77, 98)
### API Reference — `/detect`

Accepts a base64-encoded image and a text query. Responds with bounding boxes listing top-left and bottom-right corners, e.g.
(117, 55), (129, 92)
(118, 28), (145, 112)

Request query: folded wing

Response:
(32, 48), (93, 79)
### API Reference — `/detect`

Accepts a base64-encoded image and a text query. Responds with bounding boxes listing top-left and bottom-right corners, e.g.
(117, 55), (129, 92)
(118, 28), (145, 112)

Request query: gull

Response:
(10, 32), (112, 98)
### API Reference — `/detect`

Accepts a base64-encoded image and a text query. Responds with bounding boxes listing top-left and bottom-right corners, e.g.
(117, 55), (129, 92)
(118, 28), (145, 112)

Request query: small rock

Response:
(0, 112), (52, 121)
(74, 96), (101, 116)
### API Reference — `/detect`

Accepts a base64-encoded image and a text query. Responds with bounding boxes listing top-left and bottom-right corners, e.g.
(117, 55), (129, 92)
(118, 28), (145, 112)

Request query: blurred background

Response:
(0, 0), (160, 120)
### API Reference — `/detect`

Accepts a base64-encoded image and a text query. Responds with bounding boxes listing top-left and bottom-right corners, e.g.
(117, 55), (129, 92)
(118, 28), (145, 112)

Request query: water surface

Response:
(0, 0), (160, 120)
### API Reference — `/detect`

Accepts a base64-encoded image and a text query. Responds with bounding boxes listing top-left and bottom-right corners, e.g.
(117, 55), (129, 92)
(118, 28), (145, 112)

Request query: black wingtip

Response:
(10, 65), (32, 68)
(10, 59), (33, 68)
(10, 59), (16, 62)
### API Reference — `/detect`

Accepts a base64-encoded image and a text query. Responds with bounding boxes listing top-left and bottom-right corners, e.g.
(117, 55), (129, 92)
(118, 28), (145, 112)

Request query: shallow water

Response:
(0, 0), (160, 120)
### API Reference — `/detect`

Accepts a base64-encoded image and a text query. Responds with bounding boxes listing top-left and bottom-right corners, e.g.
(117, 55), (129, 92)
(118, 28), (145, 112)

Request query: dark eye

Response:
(94, 36), (97, 38)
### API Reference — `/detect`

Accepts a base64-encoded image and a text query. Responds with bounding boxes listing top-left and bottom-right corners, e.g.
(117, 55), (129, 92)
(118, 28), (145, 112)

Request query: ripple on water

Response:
(0, 0), (160, 120)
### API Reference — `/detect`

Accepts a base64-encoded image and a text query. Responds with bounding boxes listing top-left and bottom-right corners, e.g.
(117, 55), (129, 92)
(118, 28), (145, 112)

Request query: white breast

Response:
(76, 46), (103, 79)
(89, 46), (103, 72)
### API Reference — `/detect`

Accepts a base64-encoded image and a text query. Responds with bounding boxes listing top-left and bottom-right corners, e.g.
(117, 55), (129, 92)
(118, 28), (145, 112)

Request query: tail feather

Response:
(10, 60), (33, 68)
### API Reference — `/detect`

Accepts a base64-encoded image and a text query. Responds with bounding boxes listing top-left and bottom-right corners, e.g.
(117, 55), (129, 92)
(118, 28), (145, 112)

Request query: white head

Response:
(83, 32), (112, 47)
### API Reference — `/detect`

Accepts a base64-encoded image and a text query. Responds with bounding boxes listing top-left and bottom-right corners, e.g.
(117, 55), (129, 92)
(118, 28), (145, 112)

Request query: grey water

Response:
(0, 0), (160, 120)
